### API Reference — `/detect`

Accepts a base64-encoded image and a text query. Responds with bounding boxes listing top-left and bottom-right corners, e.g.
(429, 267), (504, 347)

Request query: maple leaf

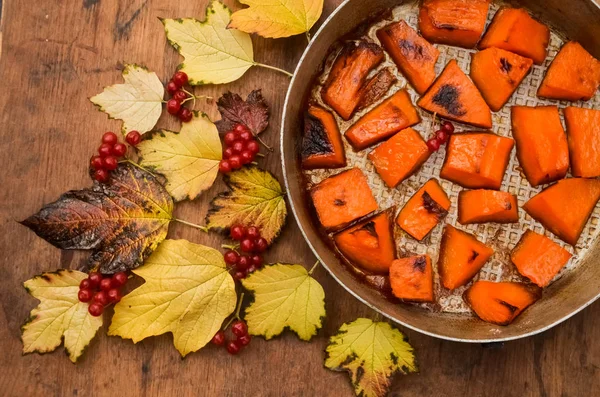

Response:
(137, 112), (222, 202)
(161, 1), (254, 85)
(21, 269), (103, 363)
(215, 90), (269, 135)
(90, 64), (164, 135)
(230, 0), (324, 39)
(21, 164), (173, 274)
(206, 166), (287, 244)
(108, 239), (236, 357)
(241, 263), (325, 340)
(325, 318), (418, 397)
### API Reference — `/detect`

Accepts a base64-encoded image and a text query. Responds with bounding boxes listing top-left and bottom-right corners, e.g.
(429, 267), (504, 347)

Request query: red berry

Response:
(233, 271), (246, 280)
(246, 226), (260, 239)
(98, 143), (113, 157)
(240, 151), (254, 165)
(90, 155), (104, 170)
(94, 169), (110, 183)
(237, 255), (250, 271)
(237, 334), (251, 346)
(102, 156), (118, 171)
(99, 277), (113, 291)
(240, 238), (254, 253)
(167, 81), (179, 95)
(93, 291), (109, 306)
(226, 340), (241, 355)
(426, 138), (441, 152)
(178, 107), (193, 122)
(246, 140), (260, 154)
(80, 279), (91, 290)
(88, 303), (104, 317)
(172, 71), (189, 87)
(224, 250), (239, 265)
(441, 121), (455, 134)
(112, 271), (128, 287)
(167, 99), (181, 115)
(255, 238), (268, 253)
(111, 143), (127, 157)
(229, 155), (242, 170)
(239, 131), (252, 142)
(219, 160), (232, 174)
(230, 225), (246, 240)
(251, 255), (263, 268)
(173, 90), (187, 102)
(232, 141), (244, 154)
(107, 288), (122, 303)
(231, 320), (248, 337)
(102, 132), (118, 145)
(126, 131), (142, 146)
(211, 330), (226, 346)
(246, 265), (258, 274)
(78, 288), (93, 303)
(88, 272), (102, 286)
(224, 132), (237, 146)
(234, 124), (250, 134)
(223, 147), (234, 159)
(435, 129), (449, 144)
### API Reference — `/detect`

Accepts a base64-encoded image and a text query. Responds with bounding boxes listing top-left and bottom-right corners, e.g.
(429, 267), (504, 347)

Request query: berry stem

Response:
(173, 218), (209, 233)
(254, 134), (274, 152)
(256, 153), (265, 158)
(222, 243), (240, 251)
(254, 62), (293, 77)
(223, 292), (245, 330)
(308, 260), (320, 275)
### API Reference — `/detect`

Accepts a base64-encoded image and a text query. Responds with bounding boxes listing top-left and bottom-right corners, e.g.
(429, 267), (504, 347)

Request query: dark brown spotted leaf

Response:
(215, 90), (269, 135)
(21, 164), (173, 274)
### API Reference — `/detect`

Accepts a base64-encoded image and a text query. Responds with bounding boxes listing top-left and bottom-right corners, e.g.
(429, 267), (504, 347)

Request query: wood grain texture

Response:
(0, 1), (598, 396)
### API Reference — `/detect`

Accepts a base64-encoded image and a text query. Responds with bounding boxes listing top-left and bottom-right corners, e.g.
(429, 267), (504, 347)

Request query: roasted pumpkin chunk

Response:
(377, 20), (440, 94)
(321, 40), (385, 120)
(310, 168), (379, 230)
(440, 132), (514, 189)
(464, 281), (542, 325)
(418, 0), (491, 48)
(538, 41), (600, 101)
(458, 190), (518, 225)
(438, 225), (494, 290)
(368, 128), (430, 188)
(418, 60), (492, 128)
(511, 106), (569, 187)
(390, 255), (434, 302)
(397, 179), (450, 240)
(470, 47), (533, 111)
(511, 230), (572, 287)
(345, 89), (420, 151)
(334, 208), (396, 274)
(355, 68), (397, 112)
(301, 105), (346, 170)
(523, 178), (600, 246)
(479, 8), (549, 65)
(565, 107), (600, 178)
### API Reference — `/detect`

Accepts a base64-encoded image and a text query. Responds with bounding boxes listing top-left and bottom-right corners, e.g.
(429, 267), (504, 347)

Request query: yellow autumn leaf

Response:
(241, 263), (325, 340)
(90, 64), (164, 134)
(108, 239), (236, 357)
(137, 113), (222, 202)
(21, 270), (103, 363)
(325, 318), (418, 397)
(230, 0), (324, 38)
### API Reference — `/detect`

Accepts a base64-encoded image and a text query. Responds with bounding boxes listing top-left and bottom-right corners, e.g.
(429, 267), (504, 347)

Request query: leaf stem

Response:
(173, 218), (209, 233)
(119, 159), (157, 177)
(255, 134), (274, 152)
(223, 292), (245, 329)
(308, 260), (320, 275)
(222, 243), (239, 251)
(254, 62), (293, 77)
(305, 31), (311, 44)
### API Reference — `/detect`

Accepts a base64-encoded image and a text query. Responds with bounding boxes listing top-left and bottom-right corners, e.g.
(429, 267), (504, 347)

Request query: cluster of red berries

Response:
(224, 225), (269, 280)
(166, 71), (193, 123)
(211, 320), (251, 355)
(90, 130), (142, 183)
(219, 124), (261, 174)
(426, 120), (455, 152)
(78, 271), (128, 316)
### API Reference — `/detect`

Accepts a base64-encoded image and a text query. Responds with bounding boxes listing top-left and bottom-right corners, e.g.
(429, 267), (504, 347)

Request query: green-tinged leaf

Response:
(138, 113), (222, 202)
(21, 270), (103, 363)
(241, 263), (325, 340)
(206, 167), (287, 243)
(90, 64), (164, 134)
(162, 1), (254, 85)
(325, 318), (418, 397)
(21, 164), (173, 274)
(109, 240), (236, 357)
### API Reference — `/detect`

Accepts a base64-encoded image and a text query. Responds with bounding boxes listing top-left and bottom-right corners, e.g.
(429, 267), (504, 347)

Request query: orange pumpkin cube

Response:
(390, 255), (434, 302)
(564, 107), (600, 178)
(301, 105), (346, 170)
(457, 190), (519, 225)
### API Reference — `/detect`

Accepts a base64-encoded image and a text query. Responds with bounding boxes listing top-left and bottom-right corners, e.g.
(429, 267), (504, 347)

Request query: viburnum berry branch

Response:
(223, 292), (245, 330)
(172, 218), (209, 233)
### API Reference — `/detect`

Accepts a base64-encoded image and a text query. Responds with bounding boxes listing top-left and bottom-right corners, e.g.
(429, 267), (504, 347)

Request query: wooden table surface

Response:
(1, 0), (599, 396)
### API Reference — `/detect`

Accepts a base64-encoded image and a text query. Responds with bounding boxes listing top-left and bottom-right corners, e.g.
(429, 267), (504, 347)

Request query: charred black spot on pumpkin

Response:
(422, 191), (448, 219)
(413, 256), (427, 272)
(398, 39), (425, 59)
(354, 220), (378, 238)
(497, 299), (519, 314)
(301, 112), (334, 158)
(334, 199), (346, 206)
(468, 250), (480, 263)
(500, 58), (512, 73)
(432, 84), (466, 117)
(504, 201), (512, 210)
(438, 24), (457, 31)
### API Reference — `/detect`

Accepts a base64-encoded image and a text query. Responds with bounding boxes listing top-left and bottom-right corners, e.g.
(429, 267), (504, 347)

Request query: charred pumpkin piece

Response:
(463, 281), (542, 325)
(440, 132), (514, 190)
(538, 41), (600, 101)
(376, 20), (440, 94)
(511, 106), (569, 187)
(458, 190), (518, 225)
(418, 0), (491, 48)
(397, 179), (450, 241)
(479, 8), (550, 65)
(321, 41), (385, 120)
(523, 178), (600, 246)
(565, 107), (600, 178)
(310, 168), (379, 230)
(356, 68), (397, 112)
(345, 89), (420, 151)
(511, 230), (572, 287)
(301, 105), (346, 170)
(470, 47), (533, 111)
(390, 255), (434, 302)
(418, 60), (492, 128)
(333, 208), (396, 274)
(368, 128), (430, 188)
(438, 225), (494, 290)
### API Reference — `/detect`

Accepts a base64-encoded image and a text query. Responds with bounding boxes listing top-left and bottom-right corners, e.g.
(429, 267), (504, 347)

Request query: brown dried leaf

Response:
(215, 90), (269, 135)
